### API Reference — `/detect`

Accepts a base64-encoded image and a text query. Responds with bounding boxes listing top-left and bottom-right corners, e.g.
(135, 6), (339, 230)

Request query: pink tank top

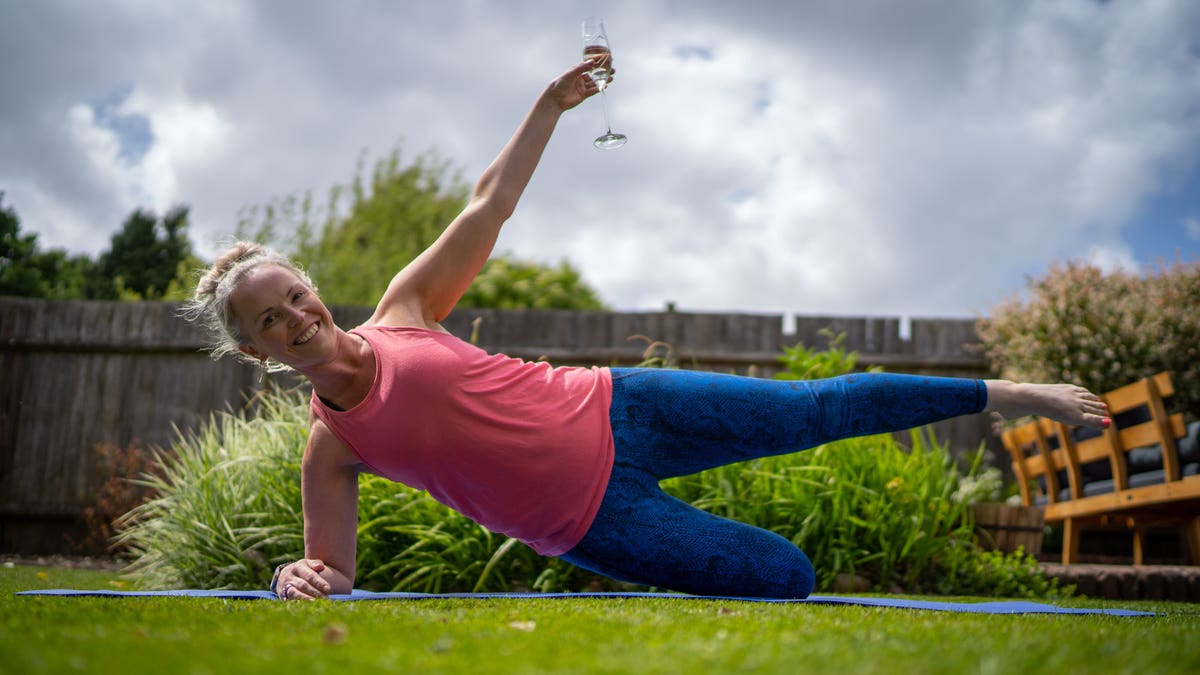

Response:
(310, 325), (614, 556)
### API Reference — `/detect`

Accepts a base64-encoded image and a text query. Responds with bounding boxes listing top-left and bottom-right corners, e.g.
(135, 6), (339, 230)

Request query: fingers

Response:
(581, 55), (616, 81)
(285, 579), (326, 600)
(569, 58), (599, 78)
(279, 559), (332, 600)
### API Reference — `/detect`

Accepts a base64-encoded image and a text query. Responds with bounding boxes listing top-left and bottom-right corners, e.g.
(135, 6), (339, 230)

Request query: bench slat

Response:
(1118, 414), (1186, 451)
(1043, 476), (1200, 520)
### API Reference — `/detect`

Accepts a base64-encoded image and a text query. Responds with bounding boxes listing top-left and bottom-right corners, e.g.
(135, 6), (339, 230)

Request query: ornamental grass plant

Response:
(115, 389), (308, 590)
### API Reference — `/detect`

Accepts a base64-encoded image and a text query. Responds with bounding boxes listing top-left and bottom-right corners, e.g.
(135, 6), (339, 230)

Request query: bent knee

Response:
(747, 560), (815, 600)
(700, 548), (815, 599)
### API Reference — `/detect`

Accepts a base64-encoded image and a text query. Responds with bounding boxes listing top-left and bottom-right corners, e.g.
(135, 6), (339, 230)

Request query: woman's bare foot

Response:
(984, 380), (1111, 429)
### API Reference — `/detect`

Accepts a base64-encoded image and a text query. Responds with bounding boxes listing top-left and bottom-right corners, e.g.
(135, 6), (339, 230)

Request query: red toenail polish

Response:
(1102, 418), (1111, 428)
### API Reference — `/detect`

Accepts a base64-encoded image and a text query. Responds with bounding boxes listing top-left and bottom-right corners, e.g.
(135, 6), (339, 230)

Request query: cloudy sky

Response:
(3, 0), (1198, 322)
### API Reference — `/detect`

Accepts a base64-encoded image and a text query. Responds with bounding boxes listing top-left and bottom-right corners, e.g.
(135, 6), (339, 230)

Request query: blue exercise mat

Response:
(15, 589), (1154, 616)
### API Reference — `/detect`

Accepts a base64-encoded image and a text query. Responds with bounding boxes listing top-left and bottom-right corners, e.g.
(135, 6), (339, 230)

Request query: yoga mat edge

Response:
(13, 589), (1155, 616)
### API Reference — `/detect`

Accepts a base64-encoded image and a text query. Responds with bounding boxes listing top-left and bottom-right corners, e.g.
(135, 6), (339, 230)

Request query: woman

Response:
(185, 58), (1110, 600)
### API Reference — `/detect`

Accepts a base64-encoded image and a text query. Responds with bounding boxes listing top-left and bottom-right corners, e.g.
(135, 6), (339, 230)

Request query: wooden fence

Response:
(0, 298), (993, 554)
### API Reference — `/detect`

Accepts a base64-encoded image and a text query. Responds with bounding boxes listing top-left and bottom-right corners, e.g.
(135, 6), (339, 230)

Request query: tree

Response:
(239, 145), (608, 310)
(239, 147), (470, 306)
(0, 193), (43, 296)
(0, 193), (93, 299)
(91, 205), (196, 300)
(459, 254), (607, 310)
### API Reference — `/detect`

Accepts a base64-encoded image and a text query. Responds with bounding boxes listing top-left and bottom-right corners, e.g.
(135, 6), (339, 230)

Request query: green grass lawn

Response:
(4, 563), (1199, 675)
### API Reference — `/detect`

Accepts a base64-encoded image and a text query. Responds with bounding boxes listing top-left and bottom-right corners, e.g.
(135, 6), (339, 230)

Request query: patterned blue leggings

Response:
(559, 368), (987, 598)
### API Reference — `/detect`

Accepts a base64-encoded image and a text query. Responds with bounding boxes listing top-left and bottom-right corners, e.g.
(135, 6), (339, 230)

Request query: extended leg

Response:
(608, 368), (986, 479)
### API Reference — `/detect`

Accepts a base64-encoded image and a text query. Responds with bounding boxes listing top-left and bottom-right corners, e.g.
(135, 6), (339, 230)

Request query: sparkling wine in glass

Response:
(582, 17), (627, 149)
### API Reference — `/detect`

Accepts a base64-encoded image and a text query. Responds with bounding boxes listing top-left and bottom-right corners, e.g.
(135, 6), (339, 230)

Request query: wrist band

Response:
(269, 563), (288, 596)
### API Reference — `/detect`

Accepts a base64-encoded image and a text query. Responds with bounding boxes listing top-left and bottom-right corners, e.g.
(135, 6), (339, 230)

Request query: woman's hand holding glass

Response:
(582, 17), (627, 149)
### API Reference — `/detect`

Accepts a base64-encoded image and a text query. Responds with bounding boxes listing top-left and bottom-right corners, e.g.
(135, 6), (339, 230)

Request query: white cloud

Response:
(122, 88), (233, 213)
(1085, 242), (1138, 273)
(66, 104), (129, 196)
(58, 86), (232, 244)
(2, 0), (1198, 317)
(1187, 217), (1200, 242)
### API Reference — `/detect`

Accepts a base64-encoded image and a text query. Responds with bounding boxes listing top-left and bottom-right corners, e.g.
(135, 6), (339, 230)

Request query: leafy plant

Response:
(74, 441), (165, 556)
(458, 254), (607, 310)
(978, 260), (1200, 418)
(935, 546), (1073, 599)
(775, 329), (881, 381)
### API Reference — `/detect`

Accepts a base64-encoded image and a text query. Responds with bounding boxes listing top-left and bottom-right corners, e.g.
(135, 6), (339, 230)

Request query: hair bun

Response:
(196, 242), (264, 299)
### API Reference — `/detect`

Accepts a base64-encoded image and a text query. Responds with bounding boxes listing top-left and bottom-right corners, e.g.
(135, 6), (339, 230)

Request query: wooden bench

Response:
(1002, 372), (1200, 564)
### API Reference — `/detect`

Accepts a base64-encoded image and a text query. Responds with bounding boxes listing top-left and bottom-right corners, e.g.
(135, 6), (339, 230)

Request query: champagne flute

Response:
(582, 17), (627, 149)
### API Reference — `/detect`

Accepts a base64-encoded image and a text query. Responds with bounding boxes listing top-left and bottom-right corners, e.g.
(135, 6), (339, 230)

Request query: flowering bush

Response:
(977, 261), (1200, 419)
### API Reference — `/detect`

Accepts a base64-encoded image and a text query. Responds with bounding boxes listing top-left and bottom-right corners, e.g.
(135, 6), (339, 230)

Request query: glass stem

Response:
(600, 87), (615, 134)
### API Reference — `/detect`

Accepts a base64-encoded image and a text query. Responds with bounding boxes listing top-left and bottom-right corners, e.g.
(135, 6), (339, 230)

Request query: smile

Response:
(294, 321), (319, 345)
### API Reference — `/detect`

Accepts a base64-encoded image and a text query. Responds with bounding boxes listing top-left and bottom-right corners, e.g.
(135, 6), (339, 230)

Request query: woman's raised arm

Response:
(368, 58), (607, 328)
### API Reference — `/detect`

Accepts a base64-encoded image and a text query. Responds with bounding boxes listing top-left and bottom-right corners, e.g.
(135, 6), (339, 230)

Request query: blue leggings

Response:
(558, 368), (987, 598)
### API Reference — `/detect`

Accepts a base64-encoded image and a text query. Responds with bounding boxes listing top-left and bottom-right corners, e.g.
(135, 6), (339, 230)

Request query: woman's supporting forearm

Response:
(317, 561), (354, 596)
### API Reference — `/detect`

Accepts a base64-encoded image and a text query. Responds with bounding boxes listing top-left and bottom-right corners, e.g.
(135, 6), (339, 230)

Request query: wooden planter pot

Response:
(972, 503), (1046, 556)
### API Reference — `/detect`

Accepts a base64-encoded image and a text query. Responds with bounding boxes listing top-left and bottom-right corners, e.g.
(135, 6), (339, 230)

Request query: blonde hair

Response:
(180, 241), (316, 371)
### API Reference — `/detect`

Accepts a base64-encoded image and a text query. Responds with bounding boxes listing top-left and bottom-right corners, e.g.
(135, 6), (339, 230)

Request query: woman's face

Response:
(229, 264), (334, 368)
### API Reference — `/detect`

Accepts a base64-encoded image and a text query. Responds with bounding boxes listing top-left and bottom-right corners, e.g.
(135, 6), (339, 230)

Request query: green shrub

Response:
(116, 389), (308, 590)
(977, 260), (1200, 418)
(775, 329), (881, 381)
(458, 255), (608, 310)
(935, 547), (1074, 599)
